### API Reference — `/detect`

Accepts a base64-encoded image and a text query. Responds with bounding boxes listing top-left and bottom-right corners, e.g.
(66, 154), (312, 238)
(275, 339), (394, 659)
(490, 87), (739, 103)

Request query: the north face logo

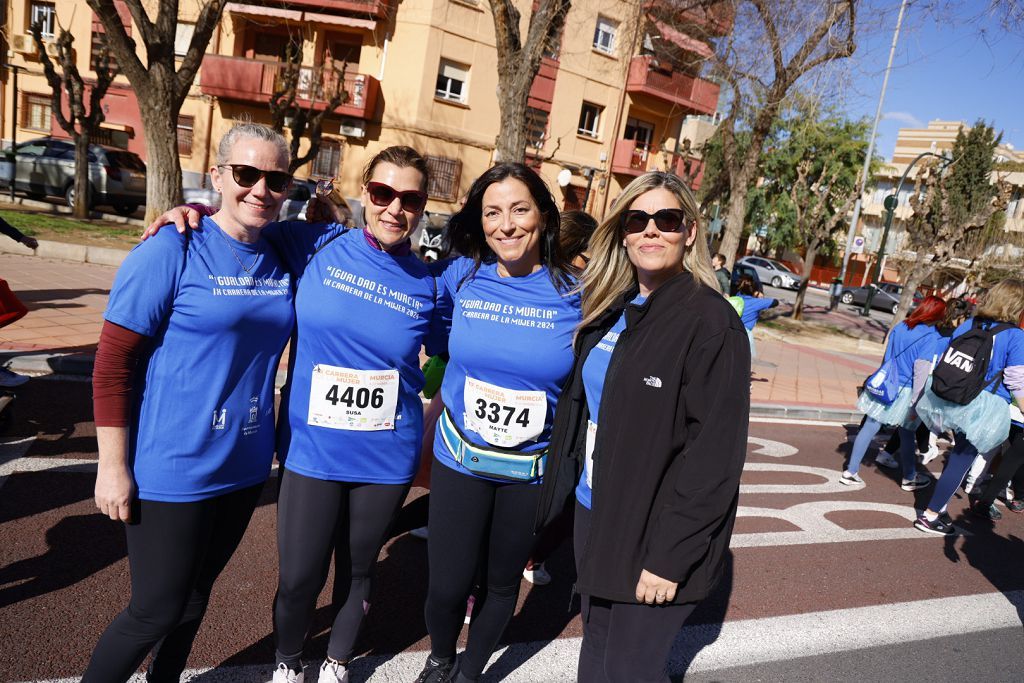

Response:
(943, 347), (975, 372)
(644, 376), (662, 388)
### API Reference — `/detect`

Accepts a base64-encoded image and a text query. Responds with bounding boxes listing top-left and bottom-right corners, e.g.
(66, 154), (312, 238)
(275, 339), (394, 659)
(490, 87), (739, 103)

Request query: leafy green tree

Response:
(751, 103), (872, 318)
(895, 121), (1010, 327)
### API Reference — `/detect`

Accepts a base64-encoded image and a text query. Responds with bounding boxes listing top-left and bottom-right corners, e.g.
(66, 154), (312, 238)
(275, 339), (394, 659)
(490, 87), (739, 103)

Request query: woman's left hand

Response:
(636, 569), (677, 605)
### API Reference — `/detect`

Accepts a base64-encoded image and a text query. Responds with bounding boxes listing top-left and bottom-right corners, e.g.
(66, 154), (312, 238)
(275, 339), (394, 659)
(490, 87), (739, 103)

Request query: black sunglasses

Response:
(366, 181), (428, 213)
(219, 164), (292, 193)
(621, 208), (690, 234)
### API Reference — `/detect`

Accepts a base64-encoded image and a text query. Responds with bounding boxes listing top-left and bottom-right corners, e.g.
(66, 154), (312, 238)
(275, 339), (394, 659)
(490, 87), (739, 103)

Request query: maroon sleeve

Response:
(92, 321), (149, 428)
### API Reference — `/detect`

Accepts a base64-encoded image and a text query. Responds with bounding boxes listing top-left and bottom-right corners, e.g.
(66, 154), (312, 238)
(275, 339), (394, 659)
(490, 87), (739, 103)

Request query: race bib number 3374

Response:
(463, 377), (546, 448)
(308, 365), (400, 431)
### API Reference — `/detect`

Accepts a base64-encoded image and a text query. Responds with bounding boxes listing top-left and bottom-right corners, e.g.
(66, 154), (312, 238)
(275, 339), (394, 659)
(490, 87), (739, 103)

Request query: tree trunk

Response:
(717, 172), (752, 270)
(138, 92), (184, 226)
(792, 244), (819, 321)
(892, 253), (931, 329)
(73, 134), (91, 219)
(493, 74), (530, 163)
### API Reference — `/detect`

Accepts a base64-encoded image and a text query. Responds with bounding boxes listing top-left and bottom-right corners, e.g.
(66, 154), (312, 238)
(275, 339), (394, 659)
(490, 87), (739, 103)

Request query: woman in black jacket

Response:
(536, 172), (750, 682)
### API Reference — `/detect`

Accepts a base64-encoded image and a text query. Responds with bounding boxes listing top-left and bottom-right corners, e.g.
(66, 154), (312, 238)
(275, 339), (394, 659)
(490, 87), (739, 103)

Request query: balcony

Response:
(611, 140), (653, 177)
(673, 155), (705, 191)
(242, 0), (393, 19)
(200, 55), (380, 121)
(643, 0), (734, 36)
(626, 56), (719, 115)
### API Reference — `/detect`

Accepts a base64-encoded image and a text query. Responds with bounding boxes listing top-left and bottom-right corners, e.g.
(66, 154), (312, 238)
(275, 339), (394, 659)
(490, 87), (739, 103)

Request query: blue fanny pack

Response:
(439, 409), (546, 483)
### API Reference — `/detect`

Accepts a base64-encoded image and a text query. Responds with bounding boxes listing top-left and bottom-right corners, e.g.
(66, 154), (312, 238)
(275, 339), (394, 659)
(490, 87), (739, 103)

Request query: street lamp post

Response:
(861, 151), (952, 316)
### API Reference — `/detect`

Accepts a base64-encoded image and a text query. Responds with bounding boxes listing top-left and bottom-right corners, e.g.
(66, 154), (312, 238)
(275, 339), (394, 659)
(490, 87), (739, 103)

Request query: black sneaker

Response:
(914, 513), (955, 536)
(971, 500), (1002, 520)
(414, 656), (455, 683)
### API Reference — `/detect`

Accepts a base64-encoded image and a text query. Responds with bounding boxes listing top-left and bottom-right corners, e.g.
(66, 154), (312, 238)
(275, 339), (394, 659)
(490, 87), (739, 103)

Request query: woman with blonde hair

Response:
(914, 278), (1024, 535)
(537, 171), (750, 682)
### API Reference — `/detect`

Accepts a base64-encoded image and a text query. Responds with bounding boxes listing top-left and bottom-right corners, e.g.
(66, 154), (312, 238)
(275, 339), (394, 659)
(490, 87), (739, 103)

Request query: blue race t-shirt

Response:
(576, 294), (646, 509)
(104, 217), (294, 502)
(882, 321), (943, 388)
(945, 318), (1024, 403)
(268, 225), (444, 484)
(739, 295), (775, 330)
(432, 258), (580, 482)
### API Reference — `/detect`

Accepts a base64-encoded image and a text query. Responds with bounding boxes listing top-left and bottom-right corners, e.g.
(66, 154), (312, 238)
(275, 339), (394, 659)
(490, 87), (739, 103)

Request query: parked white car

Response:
(736, 255), (804, 290)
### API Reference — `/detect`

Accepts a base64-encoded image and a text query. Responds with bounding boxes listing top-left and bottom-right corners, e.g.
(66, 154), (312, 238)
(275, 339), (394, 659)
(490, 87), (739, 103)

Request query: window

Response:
(30, 2), (56, 39)
(22, 94), (52, 131)
(174, 22), (195, 58)
(435, 60), (468, 103)
(311, 140), (342, 178)
(526, 107), (549, 149)
(426, 155), (462, 202)
(593, 16), (617, 54)
(177, 116), (194, 156)
(577, 102), (602, 138)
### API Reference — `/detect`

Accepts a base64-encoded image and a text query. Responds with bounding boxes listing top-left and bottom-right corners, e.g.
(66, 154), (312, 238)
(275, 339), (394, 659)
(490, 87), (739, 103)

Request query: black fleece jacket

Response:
(536, 271), (750, 604)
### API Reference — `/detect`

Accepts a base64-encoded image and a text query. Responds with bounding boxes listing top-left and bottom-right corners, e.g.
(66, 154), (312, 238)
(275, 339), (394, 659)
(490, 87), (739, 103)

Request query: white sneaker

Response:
(921, 445), (941, 465)
(319, 659), (349, 683)
(273, 663), (303, 683)
(523, 562), (552, 585)
(409, 526), (428, 540)
(874, 451), (899, 469)
(839, 471), (864, 486)
(0, 367), (29, 387)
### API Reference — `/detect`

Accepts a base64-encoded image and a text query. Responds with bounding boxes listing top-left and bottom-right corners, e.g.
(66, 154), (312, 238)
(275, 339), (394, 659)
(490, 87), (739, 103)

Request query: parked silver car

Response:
(736, 255), (803, 290)
(3, 137), (146, 215)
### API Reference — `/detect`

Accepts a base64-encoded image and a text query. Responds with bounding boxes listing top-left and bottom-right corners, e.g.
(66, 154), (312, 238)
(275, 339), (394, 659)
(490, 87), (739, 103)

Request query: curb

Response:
(3, 352), (860, 424)
(0, 238), (130, 266)
(0, 195), (144, 226)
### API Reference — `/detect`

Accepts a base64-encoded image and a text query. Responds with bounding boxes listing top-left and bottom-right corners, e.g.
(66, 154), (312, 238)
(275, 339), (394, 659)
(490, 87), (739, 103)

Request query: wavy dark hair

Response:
(447, 163), (572, 292)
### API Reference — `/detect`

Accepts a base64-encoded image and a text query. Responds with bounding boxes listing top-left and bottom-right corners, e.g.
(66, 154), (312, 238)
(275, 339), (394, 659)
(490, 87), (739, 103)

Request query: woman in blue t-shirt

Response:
(735, 275), (777, 357)
(414, 164), (579, 683)
(84, 124), (297, 682)
(914, 280), (1024, 535)
(841, 296), (947, 490)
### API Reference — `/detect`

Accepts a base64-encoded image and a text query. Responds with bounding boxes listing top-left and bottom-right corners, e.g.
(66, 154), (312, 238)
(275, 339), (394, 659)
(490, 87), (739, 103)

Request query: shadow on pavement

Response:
(669, 549), (733, 681)
(16, 288), (110, 310)
(944, 513), (1024, 627)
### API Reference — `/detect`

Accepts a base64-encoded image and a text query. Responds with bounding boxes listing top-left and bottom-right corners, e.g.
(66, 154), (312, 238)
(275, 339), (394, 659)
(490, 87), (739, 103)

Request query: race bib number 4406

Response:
(463, 377), (547, 448)
(308, 365), (400, 431)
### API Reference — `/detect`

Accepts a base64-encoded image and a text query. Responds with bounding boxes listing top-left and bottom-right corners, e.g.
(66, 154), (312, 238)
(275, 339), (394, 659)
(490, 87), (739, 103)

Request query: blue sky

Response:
(840, 1), (1023, 159)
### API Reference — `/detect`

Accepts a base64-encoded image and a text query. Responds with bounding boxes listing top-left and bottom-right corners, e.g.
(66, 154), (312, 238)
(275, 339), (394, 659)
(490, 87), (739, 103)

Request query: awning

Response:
(303, 12), (376, 31)
(226, 3), (302, 21)
(652, 20), (714, 59)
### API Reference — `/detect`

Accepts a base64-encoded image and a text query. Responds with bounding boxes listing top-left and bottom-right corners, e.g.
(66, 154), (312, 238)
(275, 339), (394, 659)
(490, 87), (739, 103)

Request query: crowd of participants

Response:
(76, 119), (1023, 683)
(83, 121), (749, 683)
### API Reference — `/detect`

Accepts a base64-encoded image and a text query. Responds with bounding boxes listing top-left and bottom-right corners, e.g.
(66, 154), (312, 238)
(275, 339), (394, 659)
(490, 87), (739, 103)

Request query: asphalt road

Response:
(2, 379), (1023, 681)
(762, 283), (897, 326)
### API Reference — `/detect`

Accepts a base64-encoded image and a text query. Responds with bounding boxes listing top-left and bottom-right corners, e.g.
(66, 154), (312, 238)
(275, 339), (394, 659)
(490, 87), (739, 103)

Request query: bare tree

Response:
(490, 0), (571, 162)
(707, 0), (858, 269)
(86, 0), (229, 223)
(269, 42), (349, 174)
(30, 21), (114, 218)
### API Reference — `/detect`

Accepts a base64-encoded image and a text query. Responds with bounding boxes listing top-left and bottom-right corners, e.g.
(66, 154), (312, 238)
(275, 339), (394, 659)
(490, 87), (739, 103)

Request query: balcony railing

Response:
(611, 140), (652, 177)
(249, 0), (393, 19)
(626, 56), (719, 114)
(200, 55), (380, 120)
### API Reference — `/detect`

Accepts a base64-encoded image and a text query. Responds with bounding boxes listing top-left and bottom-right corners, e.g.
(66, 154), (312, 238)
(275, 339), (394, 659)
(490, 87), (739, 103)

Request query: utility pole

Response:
(839, 0), (908, 285)
(2, 63), (21, 202)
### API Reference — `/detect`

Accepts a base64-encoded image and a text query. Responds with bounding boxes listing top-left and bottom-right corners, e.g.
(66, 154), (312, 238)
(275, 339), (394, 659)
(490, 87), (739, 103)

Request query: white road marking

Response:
(740, 462), (851, 494)
(749, 416), (850, 427)
(23, 591), (1024, 682)
(747, 436), (799, 458)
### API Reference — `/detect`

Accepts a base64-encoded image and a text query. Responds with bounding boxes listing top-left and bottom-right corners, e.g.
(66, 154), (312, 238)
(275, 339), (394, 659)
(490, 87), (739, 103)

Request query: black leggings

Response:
(82, 483), (263, 683)
(883, 422), (931, 454)
(424, 462), (541, 680)
(574, 503), (697, 683)
(274, 469), (408, 665)
(977, 425), (1024, 507)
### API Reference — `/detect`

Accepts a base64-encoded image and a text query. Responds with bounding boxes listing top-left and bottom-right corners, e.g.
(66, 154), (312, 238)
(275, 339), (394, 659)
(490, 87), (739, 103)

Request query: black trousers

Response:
(574, 503), (697, 683)
(977, 425), (1024, 507)
(883, 422), (931, 455)
(274, 468), (409, 665)
(82, 483), (263, 683)
(423, 462), (541, 680)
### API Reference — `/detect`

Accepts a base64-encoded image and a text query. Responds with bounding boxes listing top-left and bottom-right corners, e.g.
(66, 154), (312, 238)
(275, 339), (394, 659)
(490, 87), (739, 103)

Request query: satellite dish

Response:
(557, 169), (572, 187)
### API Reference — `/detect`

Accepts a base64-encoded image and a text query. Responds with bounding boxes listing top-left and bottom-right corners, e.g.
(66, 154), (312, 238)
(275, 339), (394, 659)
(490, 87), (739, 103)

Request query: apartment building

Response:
(857, 119), (1024, 255)
(1, 0), (731, 219)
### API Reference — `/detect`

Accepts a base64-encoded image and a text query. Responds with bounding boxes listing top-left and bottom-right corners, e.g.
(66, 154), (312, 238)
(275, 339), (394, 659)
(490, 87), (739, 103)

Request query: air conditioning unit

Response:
(11, 34), (35, 54)
(44, 42), (61, 58)
(339, 120), (365, 139)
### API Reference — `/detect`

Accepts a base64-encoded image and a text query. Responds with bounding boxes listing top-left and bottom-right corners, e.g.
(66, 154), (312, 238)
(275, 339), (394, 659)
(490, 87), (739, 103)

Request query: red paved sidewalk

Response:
(1, 252), (879, 417)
